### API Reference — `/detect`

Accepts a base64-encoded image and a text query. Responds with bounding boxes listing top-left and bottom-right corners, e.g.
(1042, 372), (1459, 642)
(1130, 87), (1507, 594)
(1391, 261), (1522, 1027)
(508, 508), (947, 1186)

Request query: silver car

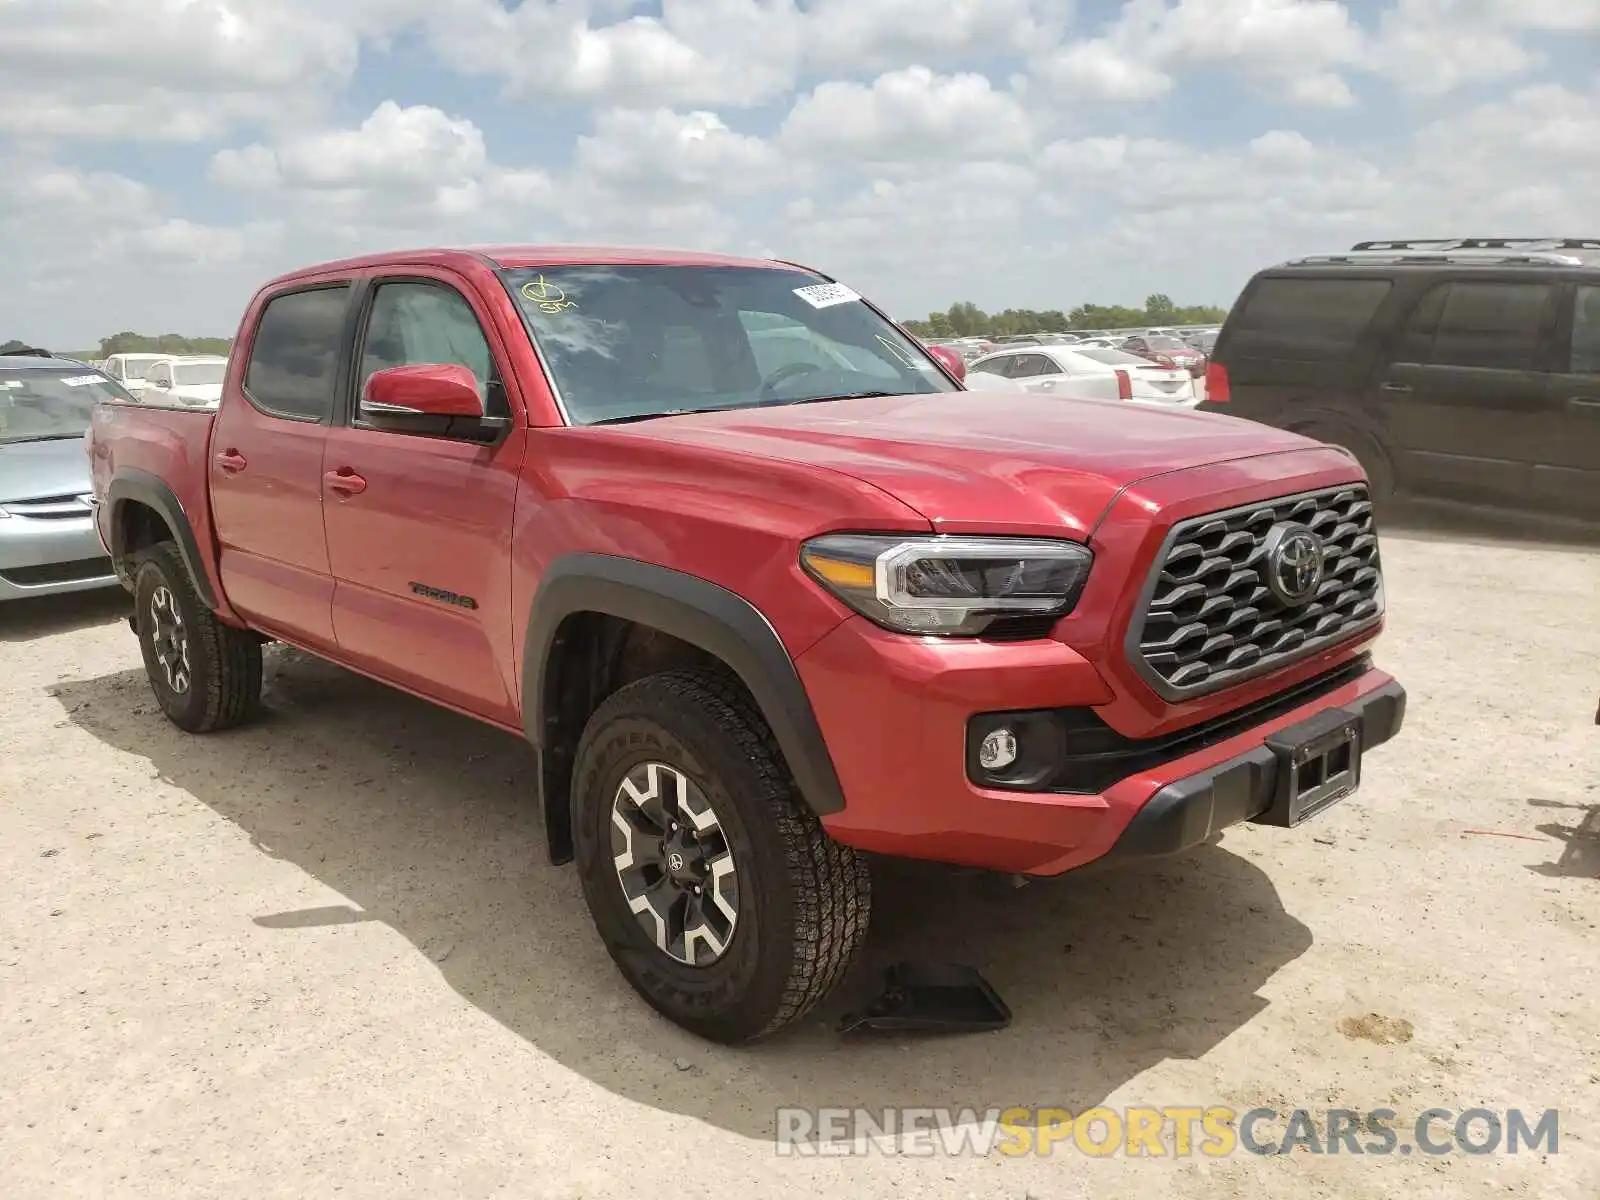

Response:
(0, 354), (131, 601)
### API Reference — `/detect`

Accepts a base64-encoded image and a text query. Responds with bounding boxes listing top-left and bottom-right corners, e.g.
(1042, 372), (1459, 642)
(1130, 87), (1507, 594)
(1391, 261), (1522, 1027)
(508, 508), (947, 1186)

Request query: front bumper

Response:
(0, 513), (118, 601)
(798, 615), (1404, 876)
(1101, 678), (1405, 862)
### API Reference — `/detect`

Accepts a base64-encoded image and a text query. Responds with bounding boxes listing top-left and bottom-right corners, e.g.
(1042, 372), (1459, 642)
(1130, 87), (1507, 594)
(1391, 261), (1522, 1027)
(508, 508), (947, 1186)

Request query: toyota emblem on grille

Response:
(1263, 522), (1325, 605)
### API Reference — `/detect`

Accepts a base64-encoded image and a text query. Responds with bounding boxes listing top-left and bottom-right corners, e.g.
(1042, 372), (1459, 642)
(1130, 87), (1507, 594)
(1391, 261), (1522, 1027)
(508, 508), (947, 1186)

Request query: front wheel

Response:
(571, 668), (871, 1043)
(132, 542), (262, 733)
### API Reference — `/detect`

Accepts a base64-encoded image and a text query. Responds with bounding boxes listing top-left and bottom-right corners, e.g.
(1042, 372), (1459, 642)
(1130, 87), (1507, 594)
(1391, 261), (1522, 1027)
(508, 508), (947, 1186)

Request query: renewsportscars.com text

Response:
(774, 1106), (1560, 1158)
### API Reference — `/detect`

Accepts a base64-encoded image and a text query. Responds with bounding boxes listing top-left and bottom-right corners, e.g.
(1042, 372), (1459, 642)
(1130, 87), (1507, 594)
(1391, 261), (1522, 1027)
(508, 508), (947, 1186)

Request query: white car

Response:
(967, 345), (1198, 406)
(100, 352), (169, 396)
(142, 355), (228, 408)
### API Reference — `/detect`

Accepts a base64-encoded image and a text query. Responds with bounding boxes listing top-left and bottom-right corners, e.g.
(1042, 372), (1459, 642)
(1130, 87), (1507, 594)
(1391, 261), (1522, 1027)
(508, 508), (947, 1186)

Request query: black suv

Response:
(1201, 237), (1600, 525)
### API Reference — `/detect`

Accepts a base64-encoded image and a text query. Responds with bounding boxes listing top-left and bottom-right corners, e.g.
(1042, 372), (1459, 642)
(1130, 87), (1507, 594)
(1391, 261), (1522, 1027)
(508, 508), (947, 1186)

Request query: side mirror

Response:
(926, 344), (967, 382)
(360, 363), (509, 442)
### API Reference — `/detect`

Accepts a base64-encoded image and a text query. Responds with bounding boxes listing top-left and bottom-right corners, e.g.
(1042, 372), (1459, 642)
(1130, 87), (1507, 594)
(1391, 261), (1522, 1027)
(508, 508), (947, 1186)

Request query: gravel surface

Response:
(2, 525), (1597, 1199)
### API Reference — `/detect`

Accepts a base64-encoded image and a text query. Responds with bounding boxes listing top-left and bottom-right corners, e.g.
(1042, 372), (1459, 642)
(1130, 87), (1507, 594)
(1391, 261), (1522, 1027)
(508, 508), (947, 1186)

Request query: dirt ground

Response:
(2, 519), (1597, 1199)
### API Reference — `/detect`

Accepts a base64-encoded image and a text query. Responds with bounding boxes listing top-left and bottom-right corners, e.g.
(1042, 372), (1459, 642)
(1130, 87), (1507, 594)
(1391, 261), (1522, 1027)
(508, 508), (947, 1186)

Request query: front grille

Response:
(1, 493), (94, 520)
(0, 556), (114, 587)
(1129, 485), (1383, 699)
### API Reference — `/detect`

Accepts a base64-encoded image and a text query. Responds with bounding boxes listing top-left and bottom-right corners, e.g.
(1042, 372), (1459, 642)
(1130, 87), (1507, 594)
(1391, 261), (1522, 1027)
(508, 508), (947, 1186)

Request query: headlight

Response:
(800, 534), (1093, 636)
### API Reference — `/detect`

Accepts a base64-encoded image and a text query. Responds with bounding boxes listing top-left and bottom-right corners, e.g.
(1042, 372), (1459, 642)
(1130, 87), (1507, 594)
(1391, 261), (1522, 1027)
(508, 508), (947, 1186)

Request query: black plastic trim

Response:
(1102, 677), (1405, 862)
(106, 469), (218, 609)
(968, 654), (1373, 794)
(522, 554), (847, 817)
(1122, 483), (1386, 703)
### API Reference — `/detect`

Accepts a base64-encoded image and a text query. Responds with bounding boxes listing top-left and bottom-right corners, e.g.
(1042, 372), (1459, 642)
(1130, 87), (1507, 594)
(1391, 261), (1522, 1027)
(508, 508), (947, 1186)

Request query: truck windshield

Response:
(498, 264), (957, 425)
(0, 367), (133, 443)
(174, 361), (226, 386)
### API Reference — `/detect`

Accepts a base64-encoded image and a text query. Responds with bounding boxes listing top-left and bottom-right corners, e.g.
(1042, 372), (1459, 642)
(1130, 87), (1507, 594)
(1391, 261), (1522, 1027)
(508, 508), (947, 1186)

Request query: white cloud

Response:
(781, 67), (1034, 166)
(574, 109), (784, 194)
(1029, 0), (1365, 110)
(1, 1), (1597, 347)
(211, 102), (487, 191)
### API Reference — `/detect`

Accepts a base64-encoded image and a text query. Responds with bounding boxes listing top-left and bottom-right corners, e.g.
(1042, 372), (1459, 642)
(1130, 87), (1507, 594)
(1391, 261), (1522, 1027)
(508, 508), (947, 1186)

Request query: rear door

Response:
(321, 270), (529, 723)
(1374, 277), (1560, 507)
(1536, 281), (1600, 519)
(1004, 352), (1057, 391)
(209, 282), (349, 651)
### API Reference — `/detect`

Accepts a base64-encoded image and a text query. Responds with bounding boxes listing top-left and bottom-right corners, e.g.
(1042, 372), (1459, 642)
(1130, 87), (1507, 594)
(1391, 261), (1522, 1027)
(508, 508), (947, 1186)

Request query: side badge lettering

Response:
(409, 582), (479, 610)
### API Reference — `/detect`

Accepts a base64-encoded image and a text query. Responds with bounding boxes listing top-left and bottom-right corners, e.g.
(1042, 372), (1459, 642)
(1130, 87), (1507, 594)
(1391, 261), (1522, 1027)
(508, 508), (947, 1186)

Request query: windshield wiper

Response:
(588, 409), (699, 426)
(782, 390), (901, 406)
(0, 433), (84, 444)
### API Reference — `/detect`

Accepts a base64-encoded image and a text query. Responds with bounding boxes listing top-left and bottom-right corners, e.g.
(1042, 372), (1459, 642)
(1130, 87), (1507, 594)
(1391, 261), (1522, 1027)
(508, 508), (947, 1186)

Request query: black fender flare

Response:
(106, 469), (219, 610)
(522, 554), (847, 860)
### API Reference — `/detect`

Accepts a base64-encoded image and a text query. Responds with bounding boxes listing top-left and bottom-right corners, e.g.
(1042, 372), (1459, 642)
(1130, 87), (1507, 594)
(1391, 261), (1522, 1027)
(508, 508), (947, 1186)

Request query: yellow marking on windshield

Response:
(521, 275), (576, 314)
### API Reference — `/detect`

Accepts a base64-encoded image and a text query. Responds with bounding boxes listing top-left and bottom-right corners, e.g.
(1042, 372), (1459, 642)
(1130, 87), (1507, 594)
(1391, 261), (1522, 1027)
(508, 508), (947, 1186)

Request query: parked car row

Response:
(0, 346), (232, 602)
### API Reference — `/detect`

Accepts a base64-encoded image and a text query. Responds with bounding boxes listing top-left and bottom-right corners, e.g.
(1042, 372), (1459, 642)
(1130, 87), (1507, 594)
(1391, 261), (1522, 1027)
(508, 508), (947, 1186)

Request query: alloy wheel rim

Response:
(149, 585), (191, 694)
(610, 761), (740, 967)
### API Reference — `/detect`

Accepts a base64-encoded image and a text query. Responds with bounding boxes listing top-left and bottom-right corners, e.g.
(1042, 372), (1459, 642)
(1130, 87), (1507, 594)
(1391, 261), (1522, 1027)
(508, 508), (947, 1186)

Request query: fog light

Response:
(978, 727), (1019, 771)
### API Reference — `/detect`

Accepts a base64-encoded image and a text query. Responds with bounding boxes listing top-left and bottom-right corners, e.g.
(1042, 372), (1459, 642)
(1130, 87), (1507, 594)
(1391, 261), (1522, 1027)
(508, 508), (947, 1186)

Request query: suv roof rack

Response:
(1286, 248), (1596, 268)
(0, 346), (52, 357)
(1350, 237), (1600, 252)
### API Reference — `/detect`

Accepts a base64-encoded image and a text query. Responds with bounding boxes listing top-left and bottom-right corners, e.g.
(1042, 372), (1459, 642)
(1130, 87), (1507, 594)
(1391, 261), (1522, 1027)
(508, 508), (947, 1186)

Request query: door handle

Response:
(324, 469), (367, 495)
(1378, 381), (1412, 394)
(214, 450), (247, 472)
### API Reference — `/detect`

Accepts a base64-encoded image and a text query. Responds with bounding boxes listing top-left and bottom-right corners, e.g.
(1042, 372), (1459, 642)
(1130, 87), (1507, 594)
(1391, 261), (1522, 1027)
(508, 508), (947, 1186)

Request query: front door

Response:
(1534, 282), (1600, 520)
(321, 273), (529, 723)
(1372, 277), (1560, 509)
(209, 282), (348, 651)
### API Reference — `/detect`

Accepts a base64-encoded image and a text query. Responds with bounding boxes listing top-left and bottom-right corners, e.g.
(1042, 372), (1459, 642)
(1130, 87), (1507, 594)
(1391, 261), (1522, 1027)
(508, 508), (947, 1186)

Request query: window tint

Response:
(360, 281), (501, 414)
(1007, 354), (1052, 378)
(1231, 277), (1392, 363)
(1401, 281), (1551, 371)
(245, 286), (349, 420)
(1571, 285), (1600, 375)
(969, 357), (1009, 376)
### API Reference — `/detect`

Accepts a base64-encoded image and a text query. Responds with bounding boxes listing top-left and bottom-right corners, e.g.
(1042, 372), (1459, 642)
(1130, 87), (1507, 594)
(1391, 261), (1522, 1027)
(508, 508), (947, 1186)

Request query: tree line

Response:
(1, 333), (233, 360)
(902, 294), (1228, 340)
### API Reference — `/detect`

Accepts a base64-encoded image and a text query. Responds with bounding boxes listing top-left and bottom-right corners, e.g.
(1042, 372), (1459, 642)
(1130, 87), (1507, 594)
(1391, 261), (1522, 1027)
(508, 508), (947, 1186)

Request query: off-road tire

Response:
(132, 542), (262, 733)
(571, 668), (871, 1043)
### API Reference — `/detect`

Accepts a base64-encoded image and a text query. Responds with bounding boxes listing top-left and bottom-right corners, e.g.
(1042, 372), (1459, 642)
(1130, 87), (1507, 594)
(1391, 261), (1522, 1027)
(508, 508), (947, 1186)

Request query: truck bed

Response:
(87, 402), (227, 609)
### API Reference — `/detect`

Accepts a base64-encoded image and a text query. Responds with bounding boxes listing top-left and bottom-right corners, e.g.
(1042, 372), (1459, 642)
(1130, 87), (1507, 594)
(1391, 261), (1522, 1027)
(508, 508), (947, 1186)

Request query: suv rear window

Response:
(1228, 277), (1392, 362)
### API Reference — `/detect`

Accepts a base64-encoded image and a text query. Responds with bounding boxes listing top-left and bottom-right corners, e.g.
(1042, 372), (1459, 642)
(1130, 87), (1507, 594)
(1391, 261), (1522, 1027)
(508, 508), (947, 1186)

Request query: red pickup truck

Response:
(87, 245), (1405, 1043)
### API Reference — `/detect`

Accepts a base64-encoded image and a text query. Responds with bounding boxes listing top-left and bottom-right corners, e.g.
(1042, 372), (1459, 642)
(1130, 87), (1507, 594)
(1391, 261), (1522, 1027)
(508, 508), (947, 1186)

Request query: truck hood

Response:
(613, 392), (1320, 536)
(0, 435), (91, 505)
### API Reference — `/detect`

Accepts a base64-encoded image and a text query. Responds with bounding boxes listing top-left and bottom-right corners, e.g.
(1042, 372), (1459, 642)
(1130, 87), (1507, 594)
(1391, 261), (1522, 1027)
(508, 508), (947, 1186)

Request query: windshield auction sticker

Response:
(793, 282), (861, 309)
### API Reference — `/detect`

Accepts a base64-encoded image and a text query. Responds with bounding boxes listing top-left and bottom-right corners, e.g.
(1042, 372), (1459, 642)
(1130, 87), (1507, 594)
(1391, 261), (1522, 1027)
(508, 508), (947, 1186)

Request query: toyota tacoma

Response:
(86, 246), (1406, 1043)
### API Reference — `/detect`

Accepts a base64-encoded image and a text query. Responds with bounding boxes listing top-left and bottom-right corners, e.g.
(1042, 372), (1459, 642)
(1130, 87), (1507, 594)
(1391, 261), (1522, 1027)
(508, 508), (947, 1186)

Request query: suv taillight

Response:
(1114, 369), (1132, 400)
(1205, 360), (1230, 403)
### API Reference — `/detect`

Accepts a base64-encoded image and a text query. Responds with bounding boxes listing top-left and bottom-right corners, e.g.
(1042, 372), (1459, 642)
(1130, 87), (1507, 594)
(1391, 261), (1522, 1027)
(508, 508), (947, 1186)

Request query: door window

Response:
(243, 285), (351, 421)
(969, 356), (1011, 376)
(359, 281), (503, 416)
(1402, 281), (1553, 371)
(1571, 286), (1600, 375)
(1007, 354), (1053, 378)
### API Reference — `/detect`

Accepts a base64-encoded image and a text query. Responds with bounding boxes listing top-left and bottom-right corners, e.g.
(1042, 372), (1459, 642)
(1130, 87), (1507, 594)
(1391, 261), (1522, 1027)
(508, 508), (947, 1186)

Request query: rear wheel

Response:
(132, 542), (262, 733)
(571, 668), (871, 1043)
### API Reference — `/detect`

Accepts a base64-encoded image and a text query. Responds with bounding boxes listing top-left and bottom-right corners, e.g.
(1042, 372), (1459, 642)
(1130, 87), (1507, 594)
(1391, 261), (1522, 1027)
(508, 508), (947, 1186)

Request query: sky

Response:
(1, 0), (1597, 349)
